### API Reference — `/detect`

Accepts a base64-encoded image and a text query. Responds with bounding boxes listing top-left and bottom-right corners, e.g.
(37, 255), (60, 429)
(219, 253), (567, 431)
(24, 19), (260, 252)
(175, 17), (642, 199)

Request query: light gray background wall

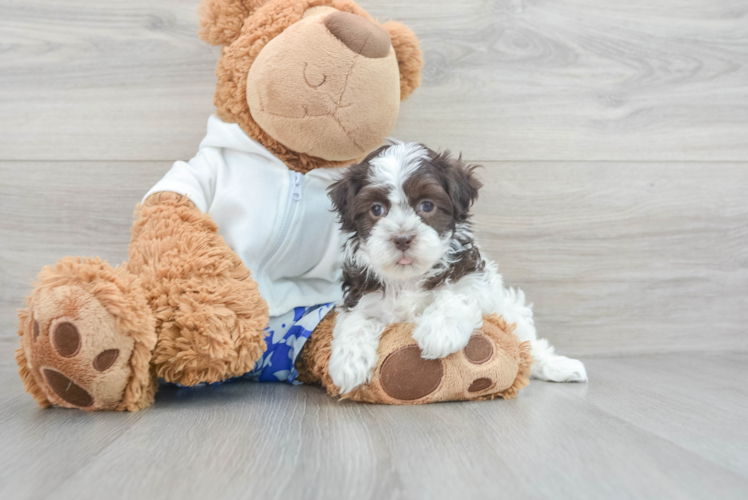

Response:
(2, 0), (746, 355)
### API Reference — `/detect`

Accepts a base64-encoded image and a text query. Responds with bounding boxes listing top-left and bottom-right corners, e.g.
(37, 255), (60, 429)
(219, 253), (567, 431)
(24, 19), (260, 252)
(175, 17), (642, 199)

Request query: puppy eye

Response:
(419, 201), (435, 213)
(371, 203), (387, 217)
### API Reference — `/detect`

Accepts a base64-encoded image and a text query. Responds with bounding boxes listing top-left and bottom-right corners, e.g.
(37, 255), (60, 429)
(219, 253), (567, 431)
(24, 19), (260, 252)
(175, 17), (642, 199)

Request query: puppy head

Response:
(329, 142), (482, 282)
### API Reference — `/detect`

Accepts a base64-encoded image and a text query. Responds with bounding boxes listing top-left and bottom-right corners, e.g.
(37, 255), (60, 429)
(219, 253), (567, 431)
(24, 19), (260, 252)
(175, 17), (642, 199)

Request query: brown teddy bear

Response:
(15, 0), (533, 411)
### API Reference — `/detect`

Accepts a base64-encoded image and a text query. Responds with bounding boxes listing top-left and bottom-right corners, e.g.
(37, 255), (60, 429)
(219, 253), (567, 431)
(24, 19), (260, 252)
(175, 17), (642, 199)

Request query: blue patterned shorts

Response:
(239, 303), (335, 384)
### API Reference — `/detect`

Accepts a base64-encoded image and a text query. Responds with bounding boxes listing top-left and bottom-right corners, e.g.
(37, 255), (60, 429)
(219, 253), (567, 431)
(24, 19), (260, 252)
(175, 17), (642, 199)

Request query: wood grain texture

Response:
(580, 353), (748, 479)
(1, 0), (747, 161)
(2, 162), (746, 357)
(1, 352), (748, 500)
(473, 161), (748, 355)
(386, 0), (748, 161)
(0, 163), (169, 338)
(2, 2), (747, 499)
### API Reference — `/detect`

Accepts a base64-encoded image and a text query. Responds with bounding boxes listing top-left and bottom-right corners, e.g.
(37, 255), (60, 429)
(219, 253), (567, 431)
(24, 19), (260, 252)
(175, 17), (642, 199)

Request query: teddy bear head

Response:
(199, 0), (423, 172)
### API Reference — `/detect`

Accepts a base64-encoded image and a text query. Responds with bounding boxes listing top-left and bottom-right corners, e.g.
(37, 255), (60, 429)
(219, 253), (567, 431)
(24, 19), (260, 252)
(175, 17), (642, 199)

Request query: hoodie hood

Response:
(199, 114), (282, 165)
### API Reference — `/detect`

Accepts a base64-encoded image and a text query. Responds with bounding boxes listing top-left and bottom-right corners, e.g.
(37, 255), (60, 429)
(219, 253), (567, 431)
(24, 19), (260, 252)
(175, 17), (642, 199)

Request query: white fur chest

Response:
(355, 282), (435, 324)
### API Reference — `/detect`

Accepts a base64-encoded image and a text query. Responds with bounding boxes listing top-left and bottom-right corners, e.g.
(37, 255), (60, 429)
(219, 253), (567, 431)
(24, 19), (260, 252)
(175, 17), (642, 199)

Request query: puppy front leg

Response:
(412, 292), (483, 360)
(329, 310), (386, 394)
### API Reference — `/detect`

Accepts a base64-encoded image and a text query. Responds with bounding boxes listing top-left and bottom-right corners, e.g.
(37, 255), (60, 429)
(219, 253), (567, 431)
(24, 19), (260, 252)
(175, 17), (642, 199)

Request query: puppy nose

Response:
(393, 235), (414, 251)
(324, 11), (391, 59)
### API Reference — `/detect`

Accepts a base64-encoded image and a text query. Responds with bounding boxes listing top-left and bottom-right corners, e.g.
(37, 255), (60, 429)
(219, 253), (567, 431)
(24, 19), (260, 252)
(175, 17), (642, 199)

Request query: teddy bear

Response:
(15, 0), (533, 411)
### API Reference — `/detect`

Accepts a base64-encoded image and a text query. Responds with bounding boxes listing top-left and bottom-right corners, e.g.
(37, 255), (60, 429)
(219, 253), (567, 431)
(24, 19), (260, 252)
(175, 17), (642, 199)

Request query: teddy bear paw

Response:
(348, 315), (534, 404)
(19, 284), (137, 410)
(17, 257), (157, 411)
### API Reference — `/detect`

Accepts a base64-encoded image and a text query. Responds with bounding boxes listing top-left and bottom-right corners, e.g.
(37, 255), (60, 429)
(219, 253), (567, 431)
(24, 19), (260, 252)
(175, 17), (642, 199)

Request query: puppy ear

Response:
(328, 164), (366, 233)
(328, 146), (387, 232)
(382, 21), (423, 101)
(198, 0), (270, 46)
(431, 150), (482, 221)
(451, 157), (482, 221)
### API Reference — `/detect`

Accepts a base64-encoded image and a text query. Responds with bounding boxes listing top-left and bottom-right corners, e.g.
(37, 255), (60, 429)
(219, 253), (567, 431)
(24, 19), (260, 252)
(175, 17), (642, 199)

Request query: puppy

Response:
(327, 142), (587, 394)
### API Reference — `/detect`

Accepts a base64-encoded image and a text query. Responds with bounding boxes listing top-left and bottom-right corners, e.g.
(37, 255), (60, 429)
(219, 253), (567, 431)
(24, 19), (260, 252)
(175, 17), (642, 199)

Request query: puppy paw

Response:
(533, 355), (588, 382)
(412, 318), (477, 360)
(329, 341), (379, 394)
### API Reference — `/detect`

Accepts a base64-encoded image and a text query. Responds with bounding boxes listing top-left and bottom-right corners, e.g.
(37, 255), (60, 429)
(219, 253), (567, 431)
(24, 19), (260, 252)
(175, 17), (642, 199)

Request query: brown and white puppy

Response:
(327, 143), (587, 394)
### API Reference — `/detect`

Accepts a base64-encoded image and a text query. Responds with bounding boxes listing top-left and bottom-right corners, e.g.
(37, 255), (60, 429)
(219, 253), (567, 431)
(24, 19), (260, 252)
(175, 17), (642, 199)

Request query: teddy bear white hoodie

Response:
(144, 114), (345, 318)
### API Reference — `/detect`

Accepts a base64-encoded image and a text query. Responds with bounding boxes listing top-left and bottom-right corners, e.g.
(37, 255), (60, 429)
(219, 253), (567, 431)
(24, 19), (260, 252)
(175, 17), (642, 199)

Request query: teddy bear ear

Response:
(198, 0), (270, 46)
(382, 20), (424, 101)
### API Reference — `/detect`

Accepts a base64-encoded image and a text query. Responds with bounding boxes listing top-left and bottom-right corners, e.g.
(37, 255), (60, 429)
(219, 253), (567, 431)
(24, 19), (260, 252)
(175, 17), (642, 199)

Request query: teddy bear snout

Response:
(324, 11), (391, 59)
(245, 7), (402, 161)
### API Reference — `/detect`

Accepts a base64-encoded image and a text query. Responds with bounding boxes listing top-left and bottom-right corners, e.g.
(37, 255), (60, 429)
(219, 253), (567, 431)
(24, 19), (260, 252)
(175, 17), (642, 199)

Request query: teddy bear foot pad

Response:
(16, 257), (157, 411)
(21, 285), (135, 410)
(347, 315), (534, 404)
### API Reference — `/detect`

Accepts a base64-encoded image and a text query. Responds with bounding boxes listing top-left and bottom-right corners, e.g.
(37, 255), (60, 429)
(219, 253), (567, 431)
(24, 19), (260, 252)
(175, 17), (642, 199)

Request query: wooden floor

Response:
(1, 0), (747, 498)
(1, 348), (748, 499)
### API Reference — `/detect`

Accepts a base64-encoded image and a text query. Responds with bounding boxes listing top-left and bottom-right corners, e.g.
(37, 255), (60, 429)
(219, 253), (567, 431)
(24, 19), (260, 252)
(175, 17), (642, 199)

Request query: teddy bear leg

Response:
(127, 192), (269, 386)
(296, 314), (533, 404)
(16, 257), (158, 411)
(295, 312), (337, 393)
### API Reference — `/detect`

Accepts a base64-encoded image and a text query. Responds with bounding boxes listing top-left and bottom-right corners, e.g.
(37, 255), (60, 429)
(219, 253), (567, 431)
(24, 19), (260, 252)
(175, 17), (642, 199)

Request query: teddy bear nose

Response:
(324, 11), (391, 59)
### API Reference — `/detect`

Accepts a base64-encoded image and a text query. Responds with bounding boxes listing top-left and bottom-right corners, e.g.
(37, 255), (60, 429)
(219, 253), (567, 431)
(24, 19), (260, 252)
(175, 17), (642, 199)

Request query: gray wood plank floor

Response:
(1, 0), (747, 498)
(2, 162), (746, 355)
(1, 348), (747, 500)
(1, 0), (747, 161)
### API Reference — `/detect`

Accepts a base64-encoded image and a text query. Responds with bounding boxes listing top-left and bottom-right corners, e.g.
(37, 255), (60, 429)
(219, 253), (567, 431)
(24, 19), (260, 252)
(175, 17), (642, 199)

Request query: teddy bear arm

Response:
(128, 192), (270, 385)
